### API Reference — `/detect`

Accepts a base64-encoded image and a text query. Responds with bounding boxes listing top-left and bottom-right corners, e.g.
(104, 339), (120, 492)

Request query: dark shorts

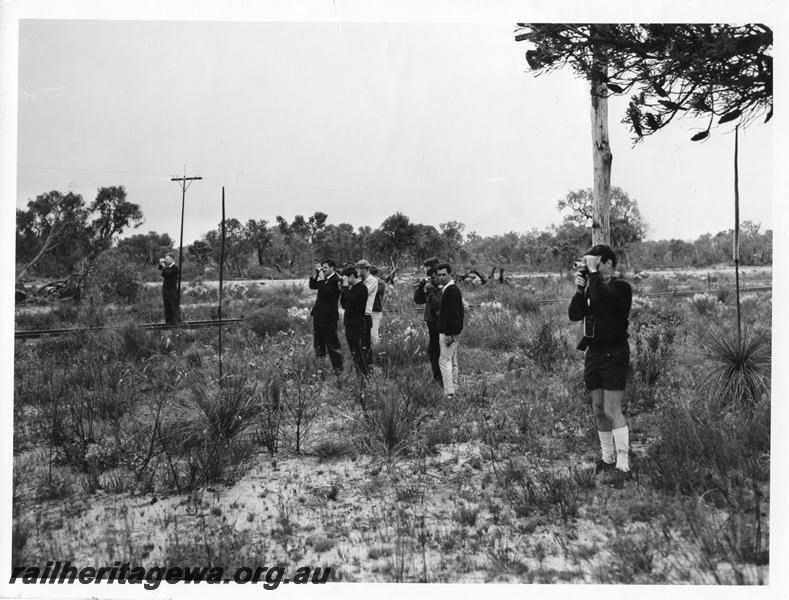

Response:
(584, 341), (629, 391)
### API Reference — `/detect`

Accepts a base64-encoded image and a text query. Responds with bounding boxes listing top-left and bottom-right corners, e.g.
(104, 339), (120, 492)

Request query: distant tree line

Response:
(16, 186), (772, 287)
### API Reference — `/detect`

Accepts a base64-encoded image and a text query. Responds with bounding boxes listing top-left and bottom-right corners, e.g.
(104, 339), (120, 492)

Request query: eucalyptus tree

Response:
(514, 23), (772, 245)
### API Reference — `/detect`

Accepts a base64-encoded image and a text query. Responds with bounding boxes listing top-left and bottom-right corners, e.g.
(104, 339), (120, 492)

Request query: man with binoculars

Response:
(158, 255), (181, 325)
(568, 244), (633, 476)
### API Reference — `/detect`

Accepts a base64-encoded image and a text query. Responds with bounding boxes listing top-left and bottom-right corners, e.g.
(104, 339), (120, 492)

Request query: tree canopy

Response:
(16, 186), (143, 281)
(515, 23), (773, 141)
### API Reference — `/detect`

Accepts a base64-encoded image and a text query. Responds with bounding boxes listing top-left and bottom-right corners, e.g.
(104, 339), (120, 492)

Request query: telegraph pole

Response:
(170, 169), (202, 299)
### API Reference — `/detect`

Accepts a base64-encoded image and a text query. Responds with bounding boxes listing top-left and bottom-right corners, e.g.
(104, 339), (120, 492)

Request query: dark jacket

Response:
(438, 282), (464, 336)
(340, 281), (368, 331)
(414, 279), (441, 323)
(309, 272), (341, 321)
(372, 279), (385, 313)
(568, 273), (632, 346)
(160, 264), (179, 291)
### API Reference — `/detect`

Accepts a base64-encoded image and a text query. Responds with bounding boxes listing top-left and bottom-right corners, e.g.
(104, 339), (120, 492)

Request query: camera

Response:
(573, 259), (589, 276)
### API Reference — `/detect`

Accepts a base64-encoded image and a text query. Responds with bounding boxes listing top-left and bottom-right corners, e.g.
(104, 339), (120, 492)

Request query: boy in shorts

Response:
(568, 245), (633, 473)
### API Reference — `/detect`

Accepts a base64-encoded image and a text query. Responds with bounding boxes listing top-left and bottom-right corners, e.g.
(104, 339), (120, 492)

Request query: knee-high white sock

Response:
(612, 425), (630, 472)
(598, 430), (615, 464)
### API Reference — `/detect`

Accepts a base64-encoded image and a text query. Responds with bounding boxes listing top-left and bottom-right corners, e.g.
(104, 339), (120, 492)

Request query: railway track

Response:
(14, 286), (772, 340)
(14, 318), (246, 340)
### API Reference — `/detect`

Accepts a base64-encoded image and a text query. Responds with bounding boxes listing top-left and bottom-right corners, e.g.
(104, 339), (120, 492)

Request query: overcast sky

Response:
(1, 3), (788, 598)
(9, 14), (776, 247)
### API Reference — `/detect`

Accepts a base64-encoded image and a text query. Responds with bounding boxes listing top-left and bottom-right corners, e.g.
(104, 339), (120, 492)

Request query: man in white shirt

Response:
(369, 266), (386, 346)
(355, 260), (378, 367)
(436, 263), (464, 398)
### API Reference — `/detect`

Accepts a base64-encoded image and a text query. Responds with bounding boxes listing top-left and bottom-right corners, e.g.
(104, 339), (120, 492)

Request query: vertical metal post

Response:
(219, 187), (226, 383)
(734, 125), (742, 347)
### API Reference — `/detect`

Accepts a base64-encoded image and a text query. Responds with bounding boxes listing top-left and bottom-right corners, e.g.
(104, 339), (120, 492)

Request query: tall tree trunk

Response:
(589, 41), (612, 246)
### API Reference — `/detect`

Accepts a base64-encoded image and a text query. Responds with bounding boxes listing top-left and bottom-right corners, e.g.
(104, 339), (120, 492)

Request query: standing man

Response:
(355, 260), (378, 367)
(369, 266), (386, 346)
(436, 263), (464, 399)
(340, 265), (369, 375)
(158, 255), (181, 325)
(568, 244), (633, 475)
(414, 260), (443, 386)
(309, 259), (343, 374)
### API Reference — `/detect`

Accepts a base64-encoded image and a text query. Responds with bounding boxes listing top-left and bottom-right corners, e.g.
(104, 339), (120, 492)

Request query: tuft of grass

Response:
(646, 389), (769, 495)
(610, 532), (655, 582)
(453, 502), (480, 527)
(521, 317), (567, 371)
(313, 438), (357, 461)
(156, 373), (265, 490)
(191, 374), (262, 441)
(33, 471), (71, 501)
(116, 323), (158, 361)
(699, 326), (770, 409)
(631, 322), (675, 386)
(354, 379), (426, 462)
(375, 330), (425, 377)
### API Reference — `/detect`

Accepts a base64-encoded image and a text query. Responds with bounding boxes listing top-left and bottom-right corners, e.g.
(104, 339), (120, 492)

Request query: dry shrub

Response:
(247, 305), (291, 338)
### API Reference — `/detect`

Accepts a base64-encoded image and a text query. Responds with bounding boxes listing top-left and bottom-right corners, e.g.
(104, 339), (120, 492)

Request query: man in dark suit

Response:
(340, 265), (369, 375)
(309, 259), (343, 373)
(436, 262), (464, 398)
(158, 255), (181, 325)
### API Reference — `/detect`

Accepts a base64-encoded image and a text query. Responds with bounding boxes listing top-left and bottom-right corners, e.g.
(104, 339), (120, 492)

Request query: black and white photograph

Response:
(2, 1), (786, 597)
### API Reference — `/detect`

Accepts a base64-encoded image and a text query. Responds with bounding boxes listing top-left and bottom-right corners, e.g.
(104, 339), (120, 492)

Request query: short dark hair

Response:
(426, 267), (436, 276)
(321, 259), (336, 268)
(369, 266), (379, 275)
(341, 266), (358, 278)
(423, 256), (440, 268)
(585, 245), (617, 268)
(436, 262), (452, 274)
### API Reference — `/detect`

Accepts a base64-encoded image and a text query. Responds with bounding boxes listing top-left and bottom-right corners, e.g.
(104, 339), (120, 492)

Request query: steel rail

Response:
(14, 318), (245, 340)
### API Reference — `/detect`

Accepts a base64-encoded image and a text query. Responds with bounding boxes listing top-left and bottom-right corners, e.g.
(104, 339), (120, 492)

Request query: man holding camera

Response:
(568, 244), (633, 475)
(436, 262), (464, 399)
(309, 259), (343, 374)
(158, 255), (181, 325)
(340, 265), (369, 375)
(414, 258), (443, 386)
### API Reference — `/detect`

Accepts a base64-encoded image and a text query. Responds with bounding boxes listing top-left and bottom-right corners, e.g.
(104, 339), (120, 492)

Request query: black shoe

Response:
(594, 459), (616, 475)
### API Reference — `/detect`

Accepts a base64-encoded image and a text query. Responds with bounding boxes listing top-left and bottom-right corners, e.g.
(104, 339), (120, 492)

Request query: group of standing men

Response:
(309, 259), (385, 376)
(309, 255), (465, 399)
(309, 244), (632, 476)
